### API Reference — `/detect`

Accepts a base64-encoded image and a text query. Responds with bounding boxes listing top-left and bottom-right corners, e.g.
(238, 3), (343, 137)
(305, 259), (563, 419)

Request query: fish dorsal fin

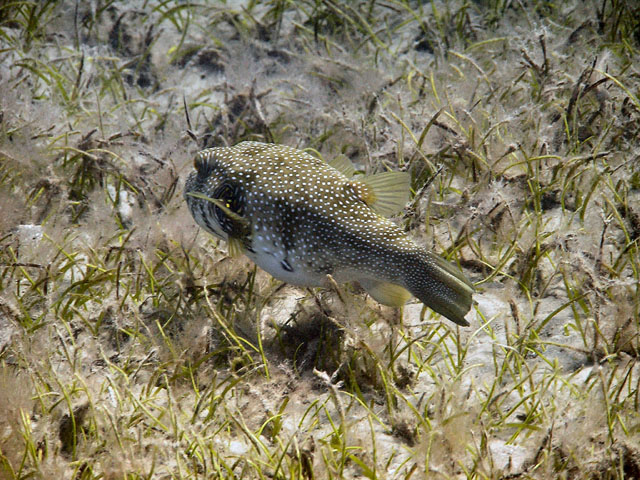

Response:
(328, 153), (357, 178)
(360, 279), (412, 307)
(227, 237), (244, 258)
(355, 171), (411, 217)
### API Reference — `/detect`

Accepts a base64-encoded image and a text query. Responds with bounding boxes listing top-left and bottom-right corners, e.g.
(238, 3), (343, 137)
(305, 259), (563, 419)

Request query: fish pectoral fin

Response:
(360, 171), (411, 217)
(360, 279), (412, 307)
(227, 237), (245, 258)
(328, 153), (357, 178)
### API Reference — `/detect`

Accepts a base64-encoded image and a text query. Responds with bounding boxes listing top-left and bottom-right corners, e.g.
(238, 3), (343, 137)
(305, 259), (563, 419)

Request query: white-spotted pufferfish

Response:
(184, 141), (474, 326)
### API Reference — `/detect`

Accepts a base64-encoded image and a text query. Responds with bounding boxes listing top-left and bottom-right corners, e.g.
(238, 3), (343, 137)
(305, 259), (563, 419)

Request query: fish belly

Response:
(245, 236), (326, 287)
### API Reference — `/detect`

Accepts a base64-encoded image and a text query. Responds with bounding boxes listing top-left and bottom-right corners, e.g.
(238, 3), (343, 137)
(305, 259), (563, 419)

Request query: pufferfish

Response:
(184, 141), (474, 326)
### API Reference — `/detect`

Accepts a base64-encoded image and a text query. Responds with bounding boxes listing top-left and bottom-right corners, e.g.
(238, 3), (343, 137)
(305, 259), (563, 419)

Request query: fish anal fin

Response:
(361, 171), (411, 217)
(328, 153), (357, 178)
(360, 279), (412, 307)
(227, 237), (244, 258)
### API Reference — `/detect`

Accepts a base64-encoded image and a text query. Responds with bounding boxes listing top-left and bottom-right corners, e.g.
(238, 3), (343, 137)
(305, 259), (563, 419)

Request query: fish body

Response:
(184, 141), (473, 326)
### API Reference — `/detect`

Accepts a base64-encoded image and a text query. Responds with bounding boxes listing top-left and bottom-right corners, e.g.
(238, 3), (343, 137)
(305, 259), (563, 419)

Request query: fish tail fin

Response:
(406, 251), (474, 326)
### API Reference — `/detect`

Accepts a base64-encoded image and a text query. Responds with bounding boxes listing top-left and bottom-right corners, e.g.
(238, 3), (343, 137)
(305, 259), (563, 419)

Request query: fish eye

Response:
(194, 155), (204, 171)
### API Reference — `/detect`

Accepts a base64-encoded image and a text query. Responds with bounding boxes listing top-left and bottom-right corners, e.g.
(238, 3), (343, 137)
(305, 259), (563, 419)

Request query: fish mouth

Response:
(183, 170), (201, 201)
(185, 195), (226, 240)
(184, 173), (226, 240)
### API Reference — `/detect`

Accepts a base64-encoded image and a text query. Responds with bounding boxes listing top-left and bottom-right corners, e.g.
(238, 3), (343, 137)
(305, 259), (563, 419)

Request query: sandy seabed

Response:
(1, 1), (639, 478)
